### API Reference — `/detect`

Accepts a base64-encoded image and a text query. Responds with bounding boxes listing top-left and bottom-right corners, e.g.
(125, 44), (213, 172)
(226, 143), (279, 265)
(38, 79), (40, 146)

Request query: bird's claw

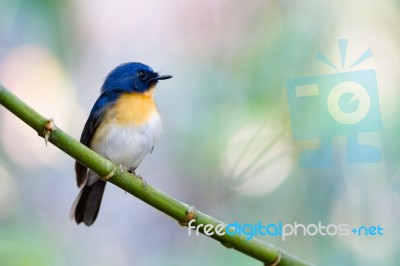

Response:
(127, 167), (136, 175)
(119, 164), (129, 172)
(136, 174), (147, 189)
(128, 168), (146, 188)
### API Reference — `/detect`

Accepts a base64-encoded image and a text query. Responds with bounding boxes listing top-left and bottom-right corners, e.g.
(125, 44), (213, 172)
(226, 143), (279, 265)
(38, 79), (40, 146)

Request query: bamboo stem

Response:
(0, 84), (311, 266)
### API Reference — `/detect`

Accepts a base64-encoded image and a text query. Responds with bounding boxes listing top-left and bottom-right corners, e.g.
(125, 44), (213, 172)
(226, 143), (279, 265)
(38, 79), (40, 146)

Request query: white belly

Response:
(90, 112), (162, 170)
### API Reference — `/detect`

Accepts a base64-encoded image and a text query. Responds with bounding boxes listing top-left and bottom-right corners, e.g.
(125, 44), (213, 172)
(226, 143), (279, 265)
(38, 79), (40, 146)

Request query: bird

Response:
(71, 62), (172, 226)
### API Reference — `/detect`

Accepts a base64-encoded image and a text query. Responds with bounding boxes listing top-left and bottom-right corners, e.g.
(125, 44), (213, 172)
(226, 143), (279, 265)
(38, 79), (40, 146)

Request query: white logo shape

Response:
(327, 81), (371, 124)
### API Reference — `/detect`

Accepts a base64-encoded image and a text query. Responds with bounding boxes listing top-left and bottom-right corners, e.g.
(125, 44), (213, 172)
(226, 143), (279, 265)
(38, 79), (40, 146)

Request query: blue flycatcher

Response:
(71, 62), (172, 226)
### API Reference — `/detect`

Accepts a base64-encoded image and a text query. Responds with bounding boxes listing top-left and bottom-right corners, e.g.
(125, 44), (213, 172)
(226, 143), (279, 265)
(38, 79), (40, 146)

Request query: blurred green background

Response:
(0, 0), (399, 265)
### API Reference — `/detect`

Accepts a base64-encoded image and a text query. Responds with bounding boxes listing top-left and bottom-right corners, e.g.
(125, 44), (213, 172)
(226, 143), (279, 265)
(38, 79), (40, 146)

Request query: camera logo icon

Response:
(286, 40), (382, 168)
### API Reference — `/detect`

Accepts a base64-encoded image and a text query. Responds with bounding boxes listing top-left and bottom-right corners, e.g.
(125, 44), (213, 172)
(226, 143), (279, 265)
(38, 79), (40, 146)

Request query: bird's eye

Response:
(137, 71), (146, 80)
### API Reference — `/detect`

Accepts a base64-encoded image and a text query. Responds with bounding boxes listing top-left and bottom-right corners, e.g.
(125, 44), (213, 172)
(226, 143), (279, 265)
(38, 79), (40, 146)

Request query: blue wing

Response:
(74, 93), (116, 187)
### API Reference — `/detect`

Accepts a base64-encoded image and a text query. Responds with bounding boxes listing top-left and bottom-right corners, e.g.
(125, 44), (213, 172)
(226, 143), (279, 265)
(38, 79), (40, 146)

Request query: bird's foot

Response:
(128, 168), (147, 189)
(127, 167), (136, 175)
(119, 164), (128, 172)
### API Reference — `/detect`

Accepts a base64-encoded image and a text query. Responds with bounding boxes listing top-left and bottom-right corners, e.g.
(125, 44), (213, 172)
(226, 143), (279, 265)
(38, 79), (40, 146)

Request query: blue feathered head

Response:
(101, 62), (172, 94)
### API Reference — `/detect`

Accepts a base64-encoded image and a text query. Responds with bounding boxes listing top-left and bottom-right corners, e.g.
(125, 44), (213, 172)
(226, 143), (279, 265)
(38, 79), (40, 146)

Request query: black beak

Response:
(155, 74), (173, 80)
(148, 74), (173, 85)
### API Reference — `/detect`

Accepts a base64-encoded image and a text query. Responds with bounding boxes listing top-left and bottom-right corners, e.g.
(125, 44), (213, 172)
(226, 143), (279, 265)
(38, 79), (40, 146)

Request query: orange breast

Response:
(110, 88), (158, 125)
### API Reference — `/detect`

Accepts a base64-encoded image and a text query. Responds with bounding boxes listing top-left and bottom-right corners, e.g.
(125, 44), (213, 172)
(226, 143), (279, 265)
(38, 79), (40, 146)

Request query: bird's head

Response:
(101, 62), (172, 95)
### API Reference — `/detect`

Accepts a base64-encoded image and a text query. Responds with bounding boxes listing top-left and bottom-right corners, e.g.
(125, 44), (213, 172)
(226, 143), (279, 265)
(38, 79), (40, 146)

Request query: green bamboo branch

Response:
(0, 84), (312, 266)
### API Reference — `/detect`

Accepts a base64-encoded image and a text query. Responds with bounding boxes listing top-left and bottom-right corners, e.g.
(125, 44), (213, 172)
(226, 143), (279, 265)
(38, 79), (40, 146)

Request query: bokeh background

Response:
(1, 0), (400, 265)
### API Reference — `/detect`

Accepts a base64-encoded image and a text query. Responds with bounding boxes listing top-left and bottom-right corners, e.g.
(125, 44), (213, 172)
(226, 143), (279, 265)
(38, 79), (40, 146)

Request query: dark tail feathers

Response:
(71, 180), (106, 226)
